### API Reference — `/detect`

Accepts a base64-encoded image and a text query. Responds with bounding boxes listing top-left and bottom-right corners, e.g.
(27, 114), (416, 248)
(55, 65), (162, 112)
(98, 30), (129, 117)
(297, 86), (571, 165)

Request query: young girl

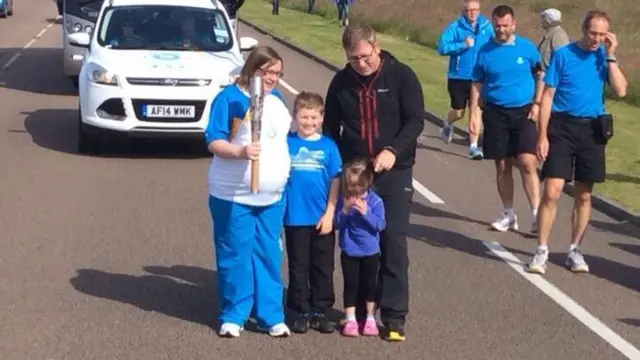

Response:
(334, 156), (386, 337)
(205, 46), (292, 338)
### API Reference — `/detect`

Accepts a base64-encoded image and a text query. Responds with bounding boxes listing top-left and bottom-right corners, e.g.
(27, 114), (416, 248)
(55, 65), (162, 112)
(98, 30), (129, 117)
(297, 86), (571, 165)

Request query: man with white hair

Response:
(537, 8), (570, 71)
(437, 0), (494, 160)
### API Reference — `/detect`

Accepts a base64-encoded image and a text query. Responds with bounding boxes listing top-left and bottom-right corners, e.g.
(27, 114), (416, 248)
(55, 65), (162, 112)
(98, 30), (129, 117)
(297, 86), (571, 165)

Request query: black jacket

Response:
(323, 50), (425, 171)
(219, 0), (245, 19)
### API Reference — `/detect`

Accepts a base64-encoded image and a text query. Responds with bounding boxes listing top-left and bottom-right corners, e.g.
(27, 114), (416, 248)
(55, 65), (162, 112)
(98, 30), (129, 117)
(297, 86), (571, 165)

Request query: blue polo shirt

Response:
(544, 42), (609, 118)
(284, 132), (342, 226)
(472, 35), (541, 108)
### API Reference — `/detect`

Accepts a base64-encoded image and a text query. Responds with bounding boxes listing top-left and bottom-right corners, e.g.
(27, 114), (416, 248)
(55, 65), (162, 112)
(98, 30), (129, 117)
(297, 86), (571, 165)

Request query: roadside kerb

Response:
(238, 17), (640, 228)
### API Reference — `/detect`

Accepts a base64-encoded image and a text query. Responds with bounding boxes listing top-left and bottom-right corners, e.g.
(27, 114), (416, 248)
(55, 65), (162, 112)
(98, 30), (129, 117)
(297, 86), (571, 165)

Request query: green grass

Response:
(239, 0), (640, 214)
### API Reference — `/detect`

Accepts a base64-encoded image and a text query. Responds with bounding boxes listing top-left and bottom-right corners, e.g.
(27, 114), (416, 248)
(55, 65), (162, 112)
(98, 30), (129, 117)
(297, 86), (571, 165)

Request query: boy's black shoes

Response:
(288, 314), (309, 334)
(310, 313), (335, 334)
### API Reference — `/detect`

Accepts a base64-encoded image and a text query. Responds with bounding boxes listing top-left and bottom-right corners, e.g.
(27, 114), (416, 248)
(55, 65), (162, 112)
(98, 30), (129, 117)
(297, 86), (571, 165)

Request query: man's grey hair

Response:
(541, 8), (562, 26)
(342, 23), (377, 50)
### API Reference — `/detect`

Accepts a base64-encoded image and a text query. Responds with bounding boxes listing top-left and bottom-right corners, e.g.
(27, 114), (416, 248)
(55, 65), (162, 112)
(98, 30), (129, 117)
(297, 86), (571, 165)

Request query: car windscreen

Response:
(96, 5), (233, 52)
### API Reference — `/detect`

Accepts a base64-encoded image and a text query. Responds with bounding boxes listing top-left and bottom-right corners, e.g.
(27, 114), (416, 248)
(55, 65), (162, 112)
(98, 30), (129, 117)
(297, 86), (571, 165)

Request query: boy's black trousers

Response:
(284, 226), (336, 315)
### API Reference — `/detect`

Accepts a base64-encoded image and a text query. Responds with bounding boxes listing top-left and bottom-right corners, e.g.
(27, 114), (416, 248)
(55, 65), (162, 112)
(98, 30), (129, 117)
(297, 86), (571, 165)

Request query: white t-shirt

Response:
(206, 85), (292, 206)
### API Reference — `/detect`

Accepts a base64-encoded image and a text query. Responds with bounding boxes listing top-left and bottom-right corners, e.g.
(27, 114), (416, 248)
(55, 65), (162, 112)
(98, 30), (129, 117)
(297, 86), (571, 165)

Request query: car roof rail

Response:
(210, 0), (219, 9)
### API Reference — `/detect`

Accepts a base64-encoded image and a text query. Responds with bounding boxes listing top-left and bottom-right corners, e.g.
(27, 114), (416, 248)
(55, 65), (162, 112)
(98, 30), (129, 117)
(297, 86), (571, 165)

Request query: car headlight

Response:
(87, 63), (118, 86)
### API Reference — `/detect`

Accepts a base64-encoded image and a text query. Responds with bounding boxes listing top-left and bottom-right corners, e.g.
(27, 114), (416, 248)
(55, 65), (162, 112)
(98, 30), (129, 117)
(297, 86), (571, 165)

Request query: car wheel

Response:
(77, 108), (101, 154)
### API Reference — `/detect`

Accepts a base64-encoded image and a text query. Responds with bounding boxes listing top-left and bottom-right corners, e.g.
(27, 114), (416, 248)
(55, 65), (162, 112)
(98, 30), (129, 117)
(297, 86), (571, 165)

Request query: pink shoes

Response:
(341, 318), (379, 337)
(361, 318), (379, 336)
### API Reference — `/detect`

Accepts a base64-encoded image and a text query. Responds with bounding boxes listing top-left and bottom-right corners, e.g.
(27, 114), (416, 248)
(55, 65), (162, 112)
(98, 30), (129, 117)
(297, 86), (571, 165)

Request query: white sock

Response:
(346, 313), (356, 321)
(568, 243), (578, 252)
(504, 207), (515, 217)
(532, 208), (538, 218)
(470, 142), (478, 149)
(538, 244), (548, 251)
(366, 314), (375, 320)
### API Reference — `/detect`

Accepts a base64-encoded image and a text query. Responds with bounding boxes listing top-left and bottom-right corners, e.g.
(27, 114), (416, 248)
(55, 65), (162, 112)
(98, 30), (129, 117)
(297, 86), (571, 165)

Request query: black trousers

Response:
(284, 226), (335, 315)
(342, 253), (380, 308)
(356, 168), (413, 327)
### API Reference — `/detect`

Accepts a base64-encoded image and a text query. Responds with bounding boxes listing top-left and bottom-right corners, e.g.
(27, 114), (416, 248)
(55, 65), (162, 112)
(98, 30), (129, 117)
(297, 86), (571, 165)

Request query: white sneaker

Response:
(218, 323), (242, 338)
(491, 211), (518, 232)
(268, 323), (291, 338)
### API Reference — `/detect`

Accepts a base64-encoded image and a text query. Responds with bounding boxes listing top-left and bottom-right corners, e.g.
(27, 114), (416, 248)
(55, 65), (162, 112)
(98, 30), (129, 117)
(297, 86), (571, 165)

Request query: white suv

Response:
(68, 0), (258, 153)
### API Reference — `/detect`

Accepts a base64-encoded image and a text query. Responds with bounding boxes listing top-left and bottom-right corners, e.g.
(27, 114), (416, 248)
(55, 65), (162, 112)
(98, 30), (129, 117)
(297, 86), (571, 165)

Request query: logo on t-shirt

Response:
(291, 146), (325, 172)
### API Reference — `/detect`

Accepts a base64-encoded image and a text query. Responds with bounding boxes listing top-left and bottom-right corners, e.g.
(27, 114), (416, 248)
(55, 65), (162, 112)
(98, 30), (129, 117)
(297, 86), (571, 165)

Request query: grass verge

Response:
(239, 0), (640, 214)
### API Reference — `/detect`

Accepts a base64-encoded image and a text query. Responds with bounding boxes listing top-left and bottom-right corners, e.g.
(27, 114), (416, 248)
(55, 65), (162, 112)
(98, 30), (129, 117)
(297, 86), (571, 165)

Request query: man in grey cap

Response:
(537, 8), (570, 71)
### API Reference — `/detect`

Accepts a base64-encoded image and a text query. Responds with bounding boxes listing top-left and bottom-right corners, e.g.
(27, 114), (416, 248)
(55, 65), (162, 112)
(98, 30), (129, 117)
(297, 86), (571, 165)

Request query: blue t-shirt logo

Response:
(283, 133), (342, 226)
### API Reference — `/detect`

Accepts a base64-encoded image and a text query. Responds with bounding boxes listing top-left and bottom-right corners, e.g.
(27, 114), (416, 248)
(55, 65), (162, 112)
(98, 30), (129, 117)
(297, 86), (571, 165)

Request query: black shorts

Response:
(482, 103), (537, 160)
(540, 113), (607, 183)
(447, 78), (472, 110)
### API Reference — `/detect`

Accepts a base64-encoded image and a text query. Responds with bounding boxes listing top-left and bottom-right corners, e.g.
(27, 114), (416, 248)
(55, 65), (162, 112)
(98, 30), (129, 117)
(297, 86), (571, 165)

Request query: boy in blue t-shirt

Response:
(283, 91), (342, 334)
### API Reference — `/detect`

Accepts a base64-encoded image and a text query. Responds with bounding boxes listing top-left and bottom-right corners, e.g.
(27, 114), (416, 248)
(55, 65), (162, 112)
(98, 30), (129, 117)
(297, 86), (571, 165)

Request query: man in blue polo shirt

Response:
(469, 4), (543, 235)
(526, 10), (628, 275)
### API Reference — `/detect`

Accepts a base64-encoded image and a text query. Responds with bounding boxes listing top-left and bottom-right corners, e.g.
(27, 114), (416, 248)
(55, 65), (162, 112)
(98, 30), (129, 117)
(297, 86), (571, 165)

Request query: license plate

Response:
(142, 104), (195, 118)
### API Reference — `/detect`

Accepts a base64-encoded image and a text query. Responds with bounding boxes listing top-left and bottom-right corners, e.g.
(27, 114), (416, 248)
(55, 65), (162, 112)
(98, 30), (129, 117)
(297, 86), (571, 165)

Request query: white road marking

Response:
(1, 54), (21, 72)
(282, 63), (640, 359)
(484, 241), (640, 359)
(0, 22), (55, 75)
(279, 78), (446, 205)
(278, 78), (300, 95)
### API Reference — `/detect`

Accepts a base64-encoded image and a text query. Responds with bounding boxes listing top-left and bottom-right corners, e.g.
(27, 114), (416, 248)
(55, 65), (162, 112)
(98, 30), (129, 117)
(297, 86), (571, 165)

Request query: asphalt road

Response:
(1, 3), (639, 359)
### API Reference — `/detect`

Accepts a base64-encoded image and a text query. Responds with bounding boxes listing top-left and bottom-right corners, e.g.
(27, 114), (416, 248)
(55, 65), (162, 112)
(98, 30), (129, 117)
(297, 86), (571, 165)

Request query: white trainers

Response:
(268, 323), (291, 338)
(566, 248), (590, 273)
(218, 323), (243, 338)
(491, 211), (519, 232)
(525, 247), (549, 275)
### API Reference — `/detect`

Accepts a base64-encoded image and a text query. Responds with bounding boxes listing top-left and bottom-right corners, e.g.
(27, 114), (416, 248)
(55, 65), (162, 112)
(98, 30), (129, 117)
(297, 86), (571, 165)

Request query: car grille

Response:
(126, 77), (210, 86)
(131, 99), (207, 123)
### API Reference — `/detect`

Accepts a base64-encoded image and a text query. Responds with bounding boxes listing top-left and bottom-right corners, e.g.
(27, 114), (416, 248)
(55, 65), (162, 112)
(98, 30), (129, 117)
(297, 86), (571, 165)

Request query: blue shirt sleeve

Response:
(326, 138), (343, 178)
(205, 89), (231, 145)
(471, 51), (485, 82)
(271, 88), (286, 105)
(529, 42), (542, 69)
(543, 50), (562, 88)
(363, 195), (386, 232)
(437, 22), (467, 56)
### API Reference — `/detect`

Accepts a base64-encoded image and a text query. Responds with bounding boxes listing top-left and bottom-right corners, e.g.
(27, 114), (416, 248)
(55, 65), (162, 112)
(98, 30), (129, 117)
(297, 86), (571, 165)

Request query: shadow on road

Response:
(610, 242), (640, 257)
(0, 48), (78, 96)
(70, 264), (346, 332)
(619, 318), (640, 327)
(70, 265), (220, 329)
(21, 109), (209, 159)
(546, 253), (639, 293)
(590, 219), (640, 241)
(411, 200), (535, 239)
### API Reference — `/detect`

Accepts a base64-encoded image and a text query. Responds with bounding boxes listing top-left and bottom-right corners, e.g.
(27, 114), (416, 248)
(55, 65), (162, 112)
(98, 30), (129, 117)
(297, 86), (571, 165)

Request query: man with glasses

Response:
(323, 23), (424, 342)
(436, 0), (493, 160)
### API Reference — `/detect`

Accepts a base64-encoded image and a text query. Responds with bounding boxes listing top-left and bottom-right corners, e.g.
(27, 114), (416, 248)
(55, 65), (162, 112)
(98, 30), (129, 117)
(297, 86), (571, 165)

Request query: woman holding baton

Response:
(205, 46), (292, 339)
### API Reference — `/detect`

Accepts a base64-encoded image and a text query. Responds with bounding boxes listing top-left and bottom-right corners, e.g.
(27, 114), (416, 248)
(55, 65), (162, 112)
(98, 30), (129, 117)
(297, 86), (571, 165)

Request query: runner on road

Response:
(468, 5), (542, 234)
(323, 23), (424, 342)
(436, 0), (493, 160)
(526, 10), (628, 275)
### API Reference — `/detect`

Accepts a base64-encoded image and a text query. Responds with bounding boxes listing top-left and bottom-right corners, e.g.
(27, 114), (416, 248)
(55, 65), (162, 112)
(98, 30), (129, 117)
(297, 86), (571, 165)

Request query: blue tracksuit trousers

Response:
(209, 195), (286, 328)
